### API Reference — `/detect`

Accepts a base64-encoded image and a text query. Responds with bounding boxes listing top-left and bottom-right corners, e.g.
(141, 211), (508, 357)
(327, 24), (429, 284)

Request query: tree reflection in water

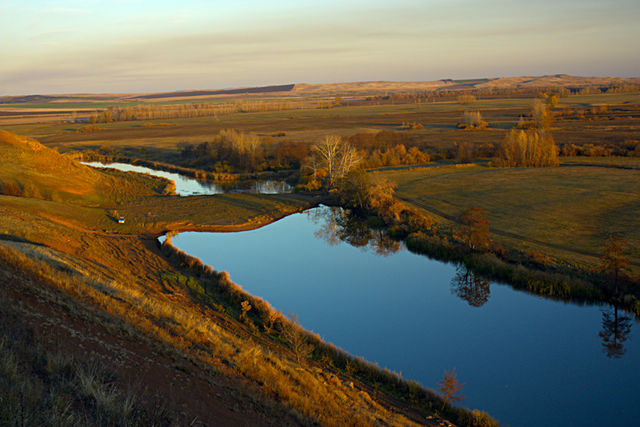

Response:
(308, 206), (401, 256)
(308, 206), (637, 358)
(450, 264), (491, 307)
(599, 305), (633, 359)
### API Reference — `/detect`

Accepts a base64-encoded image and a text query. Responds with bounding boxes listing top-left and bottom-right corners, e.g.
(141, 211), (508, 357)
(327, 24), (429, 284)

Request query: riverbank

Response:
(165, 204), (640, 426)
(159, 228), (496, 426)
(2, 195), (471, 426)
(332, 182), (640, 318)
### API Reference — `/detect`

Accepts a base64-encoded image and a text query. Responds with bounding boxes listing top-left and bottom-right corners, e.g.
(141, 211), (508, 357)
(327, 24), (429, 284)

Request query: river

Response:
(167, 206), (639, 427)
(81, 161), (292, 195)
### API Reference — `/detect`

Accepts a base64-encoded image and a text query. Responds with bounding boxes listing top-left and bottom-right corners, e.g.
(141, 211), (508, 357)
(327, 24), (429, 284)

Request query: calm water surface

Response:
(82, 161), (292, 195)
(168, 206), (639, 427)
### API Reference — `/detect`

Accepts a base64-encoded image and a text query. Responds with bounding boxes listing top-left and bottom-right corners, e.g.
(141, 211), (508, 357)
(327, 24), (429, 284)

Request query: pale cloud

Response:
(1, 0), (639, 94)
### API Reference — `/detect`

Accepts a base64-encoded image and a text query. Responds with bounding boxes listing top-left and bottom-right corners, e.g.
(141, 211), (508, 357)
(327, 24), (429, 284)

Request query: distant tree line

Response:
(85, 100), (295, 124)
(345, 83), (640, 107)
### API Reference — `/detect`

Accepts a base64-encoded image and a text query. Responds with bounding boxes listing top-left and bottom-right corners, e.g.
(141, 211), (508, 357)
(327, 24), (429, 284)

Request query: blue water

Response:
(169, 207), (640, 427)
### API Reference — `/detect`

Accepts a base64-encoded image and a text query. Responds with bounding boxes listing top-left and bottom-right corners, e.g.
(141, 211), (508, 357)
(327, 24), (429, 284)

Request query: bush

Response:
(457, 94), (477, 105)
(0, 181), (23, 196)
(458, 111), (488, 130)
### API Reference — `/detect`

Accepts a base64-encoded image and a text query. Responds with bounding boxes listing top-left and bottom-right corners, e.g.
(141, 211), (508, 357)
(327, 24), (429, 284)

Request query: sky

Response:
(1, 0), (639, 95)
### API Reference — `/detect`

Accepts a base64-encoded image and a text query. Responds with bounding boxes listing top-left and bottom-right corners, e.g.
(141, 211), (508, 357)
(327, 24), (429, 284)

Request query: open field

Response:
(376, 163), (640, 274)
(2, 91), (639, 174)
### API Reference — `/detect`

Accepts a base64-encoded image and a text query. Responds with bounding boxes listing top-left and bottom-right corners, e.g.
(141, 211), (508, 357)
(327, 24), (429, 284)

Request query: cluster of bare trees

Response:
(457, 110), (488, 130)
(179, 129), (266, 172)
(364, 144), (430, 168)
(345, 131), (431, 168)
(491, 129), (559, 167)
(179, 130), (311, 173)
(491, 100), (559, 167)
(457, 94), (476, 105)
(305, 134), (428, 189)
(304, 136), (362, 188)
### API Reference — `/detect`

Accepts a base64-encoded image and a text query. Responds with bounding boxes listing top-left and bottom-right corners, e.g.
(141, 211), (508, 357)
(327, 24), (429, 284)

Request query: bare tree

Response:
(312, 136), (341, 186)
(599, 235), (630, 294)
(439, 368), (465, 410)
(532, 99), (553, 132)
(311, 136), (361, 188)
(457, 207), (490, 252)
(335, 143), (361, 183)
(282, 314), (314, 364)
(455, 141), (474, 163)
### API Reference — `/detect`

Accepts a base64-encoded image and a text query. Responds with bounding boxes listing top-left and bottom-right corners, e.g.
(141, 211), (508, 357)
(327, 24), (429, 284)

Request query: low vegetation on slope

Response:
(0, 130), (173, 206)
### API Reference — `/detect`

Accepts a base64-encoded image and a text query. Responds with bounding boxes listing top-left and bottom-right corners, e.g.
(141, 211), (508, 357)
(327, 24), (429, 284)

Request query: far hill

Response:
(292, 74), (640, 96)
(2, 75), (638, 104)
(126, 83), (295, 101)
(0, 130), (172, 205)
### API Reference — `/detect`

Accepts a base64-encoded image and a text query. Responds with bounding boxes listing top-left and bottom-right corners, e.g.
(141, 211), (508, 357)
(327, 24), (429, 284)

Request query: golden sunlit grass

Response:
(0, 130), (172, 206)
(0, 130), (314, 236)
(5, 82), (636, 424)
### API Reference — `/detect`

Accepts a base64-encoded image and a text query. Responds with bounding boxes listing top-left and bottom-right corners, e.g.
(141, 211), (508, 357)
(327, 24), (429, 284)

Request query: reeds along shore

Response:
(366, 199), (640, 317)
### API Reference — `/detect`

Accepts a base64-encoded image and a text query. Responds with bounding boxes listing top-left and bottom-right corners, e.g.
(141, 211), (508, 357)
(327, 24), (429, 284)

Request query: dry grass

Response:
(0, 130), (172, 206)
(0, 223), (428, 426)
(376, 163), (640, 273)
(0, 147), (453, 426)
(0, 286), (176, 426)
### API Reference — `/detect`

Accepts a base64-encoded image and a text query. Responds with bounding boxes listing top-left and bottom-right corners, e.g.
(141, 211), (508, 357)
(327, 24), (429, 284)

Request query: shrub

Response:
(457, 94), (477, 105)
(0, 181), (23, 196)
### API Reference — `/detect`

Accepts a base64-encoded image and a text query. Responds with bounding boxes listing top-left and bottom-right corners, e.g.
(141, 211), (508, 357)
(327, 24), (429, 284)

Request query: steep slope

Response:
(0, 130), (172, 206)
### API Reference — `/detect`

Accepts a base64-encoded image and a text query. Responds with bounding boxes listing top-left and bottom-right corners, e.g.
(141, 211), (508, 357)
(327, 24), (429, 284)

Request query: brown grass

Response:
(0, 207), (436, 426)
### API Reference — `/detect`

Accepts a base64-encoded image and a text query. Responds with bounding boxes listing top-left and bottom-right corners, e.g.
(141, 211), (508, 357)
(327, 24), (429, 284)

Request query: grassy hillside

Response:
(0, 129), (173, 206)
(0, 130), (482, 426)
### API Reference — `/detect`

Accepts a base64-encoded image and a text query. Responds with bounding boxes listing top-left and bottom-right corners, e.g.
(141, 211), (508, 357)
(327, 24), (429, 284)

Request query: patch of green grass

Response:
(116, 192), (312, 234)
(377, 162), (640, 271)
